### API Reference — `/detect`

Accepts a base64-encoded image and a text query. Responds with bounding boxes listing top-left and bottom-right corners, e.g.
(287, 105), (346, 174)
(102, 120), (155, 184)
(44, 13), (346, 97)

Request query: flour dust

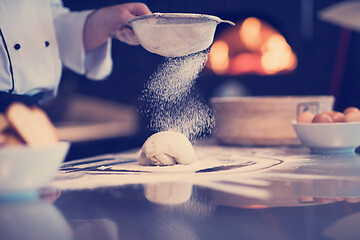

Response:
(140, 50), (215, 141)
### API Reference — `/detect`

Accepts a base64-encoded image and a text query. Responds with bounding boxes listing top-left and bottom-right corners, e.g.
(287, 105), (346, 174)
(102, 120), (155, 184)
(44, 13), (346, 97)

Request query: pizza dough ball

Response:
(139, 131), (197, 166)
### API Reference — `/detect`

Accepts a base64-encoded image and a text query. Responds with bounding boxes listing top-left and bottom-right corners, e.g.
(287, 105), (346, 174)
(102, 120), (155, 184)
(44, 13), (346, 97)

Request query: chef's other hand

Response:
(84, 2), (151, 51)
(111, 3), (152, 45)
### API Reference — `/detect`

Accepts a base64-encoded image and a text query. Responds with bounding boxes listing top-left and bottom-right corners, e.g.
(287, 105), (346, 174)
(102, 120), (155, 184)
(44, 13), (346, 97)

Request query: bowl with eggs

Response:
(293, 107), (360, 154)
(210, 95), (334, 146)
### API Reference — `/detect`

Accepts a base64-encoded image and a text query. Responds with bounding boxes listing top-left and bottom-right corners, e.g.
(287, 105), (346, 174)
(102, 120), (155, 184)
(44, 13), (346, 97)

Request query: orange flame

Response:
(209, 17), (297, 76)
(208, 40), (230, 74)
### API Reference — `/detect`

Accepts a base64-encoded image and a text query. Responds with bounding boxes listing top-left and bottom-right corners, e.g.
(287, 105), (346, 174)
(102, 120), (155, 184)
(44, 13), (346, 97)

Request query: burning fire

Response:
(208, 17), (297, 75)
(210, 40), (229, 74)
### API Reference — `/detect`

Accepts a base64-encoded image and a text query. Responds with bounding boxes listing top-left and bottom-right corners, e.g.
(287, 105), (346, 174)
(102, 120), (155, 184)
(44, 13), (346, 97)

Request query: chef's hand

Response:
(84, 2), (151, 52)
(111, 3), (152, 45)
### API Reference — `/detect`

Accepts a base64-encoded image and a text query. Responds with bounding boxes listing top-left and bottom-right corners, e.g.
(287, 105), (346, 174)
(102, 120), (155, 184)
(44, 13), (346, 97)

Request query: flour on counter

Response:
(50, 146), (360, 205)
(50, 146), (289, 200)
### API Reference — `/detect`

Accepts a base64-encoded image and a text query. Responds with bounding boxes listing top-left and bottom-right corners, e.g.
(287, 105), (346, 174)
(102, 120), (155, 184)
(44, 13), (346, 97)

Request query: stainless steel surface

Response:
(2, 145), (360, 240)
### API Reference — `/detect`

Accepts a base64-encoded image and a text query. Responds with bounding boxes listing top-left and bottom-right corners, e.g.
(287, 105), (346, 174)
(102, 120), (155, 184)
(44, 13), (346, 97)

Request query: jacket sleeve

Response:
(49, 0), (113, 80)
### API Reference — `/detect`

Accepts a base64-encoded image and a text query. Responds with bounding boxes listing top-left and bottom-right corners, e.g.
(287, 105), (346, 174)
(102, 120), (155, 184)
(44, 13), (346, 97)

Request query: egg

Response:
(344, 111), (360, 122)
(312, 113), (333, 123)
(327, 111), (345, 122)
(343, 106), (360, 115)
(296, 111), (314, 123)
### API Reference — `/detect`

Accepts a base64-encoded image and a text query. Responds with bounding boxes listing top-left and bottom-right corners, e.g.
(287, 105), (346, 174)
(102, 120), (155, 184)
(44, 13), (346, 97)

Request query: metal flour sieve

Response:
(128, 13), (235, 57)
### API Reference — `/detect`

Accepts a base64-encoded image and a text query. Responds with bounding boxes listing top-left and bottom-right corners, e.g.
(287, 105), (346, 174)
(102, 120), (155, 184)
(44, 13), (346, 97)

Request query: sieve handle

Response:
(220, 19), (236, 26)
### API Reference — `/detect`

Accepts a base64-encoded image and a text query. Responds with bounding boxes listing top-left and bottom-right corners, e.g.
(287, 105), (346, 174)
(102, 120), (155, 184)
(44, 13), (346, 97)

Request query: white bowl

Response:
(0, 141), (70, 195)
(292, 121), (360, 154)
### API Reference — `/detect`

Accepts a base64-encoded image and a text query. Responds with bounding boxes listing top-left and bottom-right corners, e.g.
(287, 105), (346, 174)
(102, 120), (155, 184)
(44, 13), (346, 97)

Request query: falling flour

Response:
(140, 50), (215, 141)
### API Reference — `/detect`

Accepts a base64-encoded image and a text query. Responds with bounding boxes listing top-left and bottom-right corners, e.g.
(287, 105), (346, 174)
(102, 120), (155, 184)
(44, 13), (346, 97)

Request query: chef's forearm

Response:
(83, 3), (151, 52)
(83, 8), (112, 52)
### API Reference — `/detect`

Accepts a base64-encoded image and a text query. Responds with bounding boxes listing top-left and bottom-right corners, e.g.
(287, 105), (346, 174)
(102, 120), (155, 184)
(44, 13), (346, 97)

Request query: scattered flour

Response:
(140, 50), (215, 141)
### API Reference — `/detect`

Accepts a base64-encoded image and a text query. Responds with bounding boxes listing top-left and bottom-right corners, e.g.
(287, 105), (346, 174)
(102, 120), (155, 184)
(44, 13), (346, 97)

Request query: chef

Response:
(0, 0), (151, 111)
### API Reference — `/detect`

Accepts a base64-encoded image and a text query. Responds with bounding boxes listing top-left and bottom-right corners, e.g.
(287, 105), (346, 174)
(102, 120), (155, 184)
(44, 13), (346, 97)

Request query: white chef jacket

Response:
(0, 0), (112, 101)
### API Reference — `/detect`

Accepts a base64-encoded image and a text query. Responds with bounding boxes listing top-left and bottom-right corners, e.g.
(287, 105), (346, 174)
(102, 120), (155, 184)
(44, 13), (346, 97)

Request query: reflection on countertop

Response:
(0, 198), (71, 240)
(53, 145), (360, 240)
(52, 180), (360, 240)
(4, 146), (360, 240)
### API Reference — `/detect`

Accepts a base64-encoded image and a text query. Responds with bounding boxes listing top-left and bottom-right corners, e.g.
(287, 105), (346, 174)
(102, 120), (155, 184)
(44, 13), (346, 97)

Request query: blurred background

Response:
(45, 0), (360, 160)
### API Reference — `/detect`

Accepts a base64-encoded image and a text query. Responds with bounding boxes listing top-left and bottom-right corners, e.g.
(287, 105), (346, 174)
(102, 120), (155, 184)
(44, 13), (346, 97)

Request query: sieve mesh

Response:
(129, 13), (234, 57)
